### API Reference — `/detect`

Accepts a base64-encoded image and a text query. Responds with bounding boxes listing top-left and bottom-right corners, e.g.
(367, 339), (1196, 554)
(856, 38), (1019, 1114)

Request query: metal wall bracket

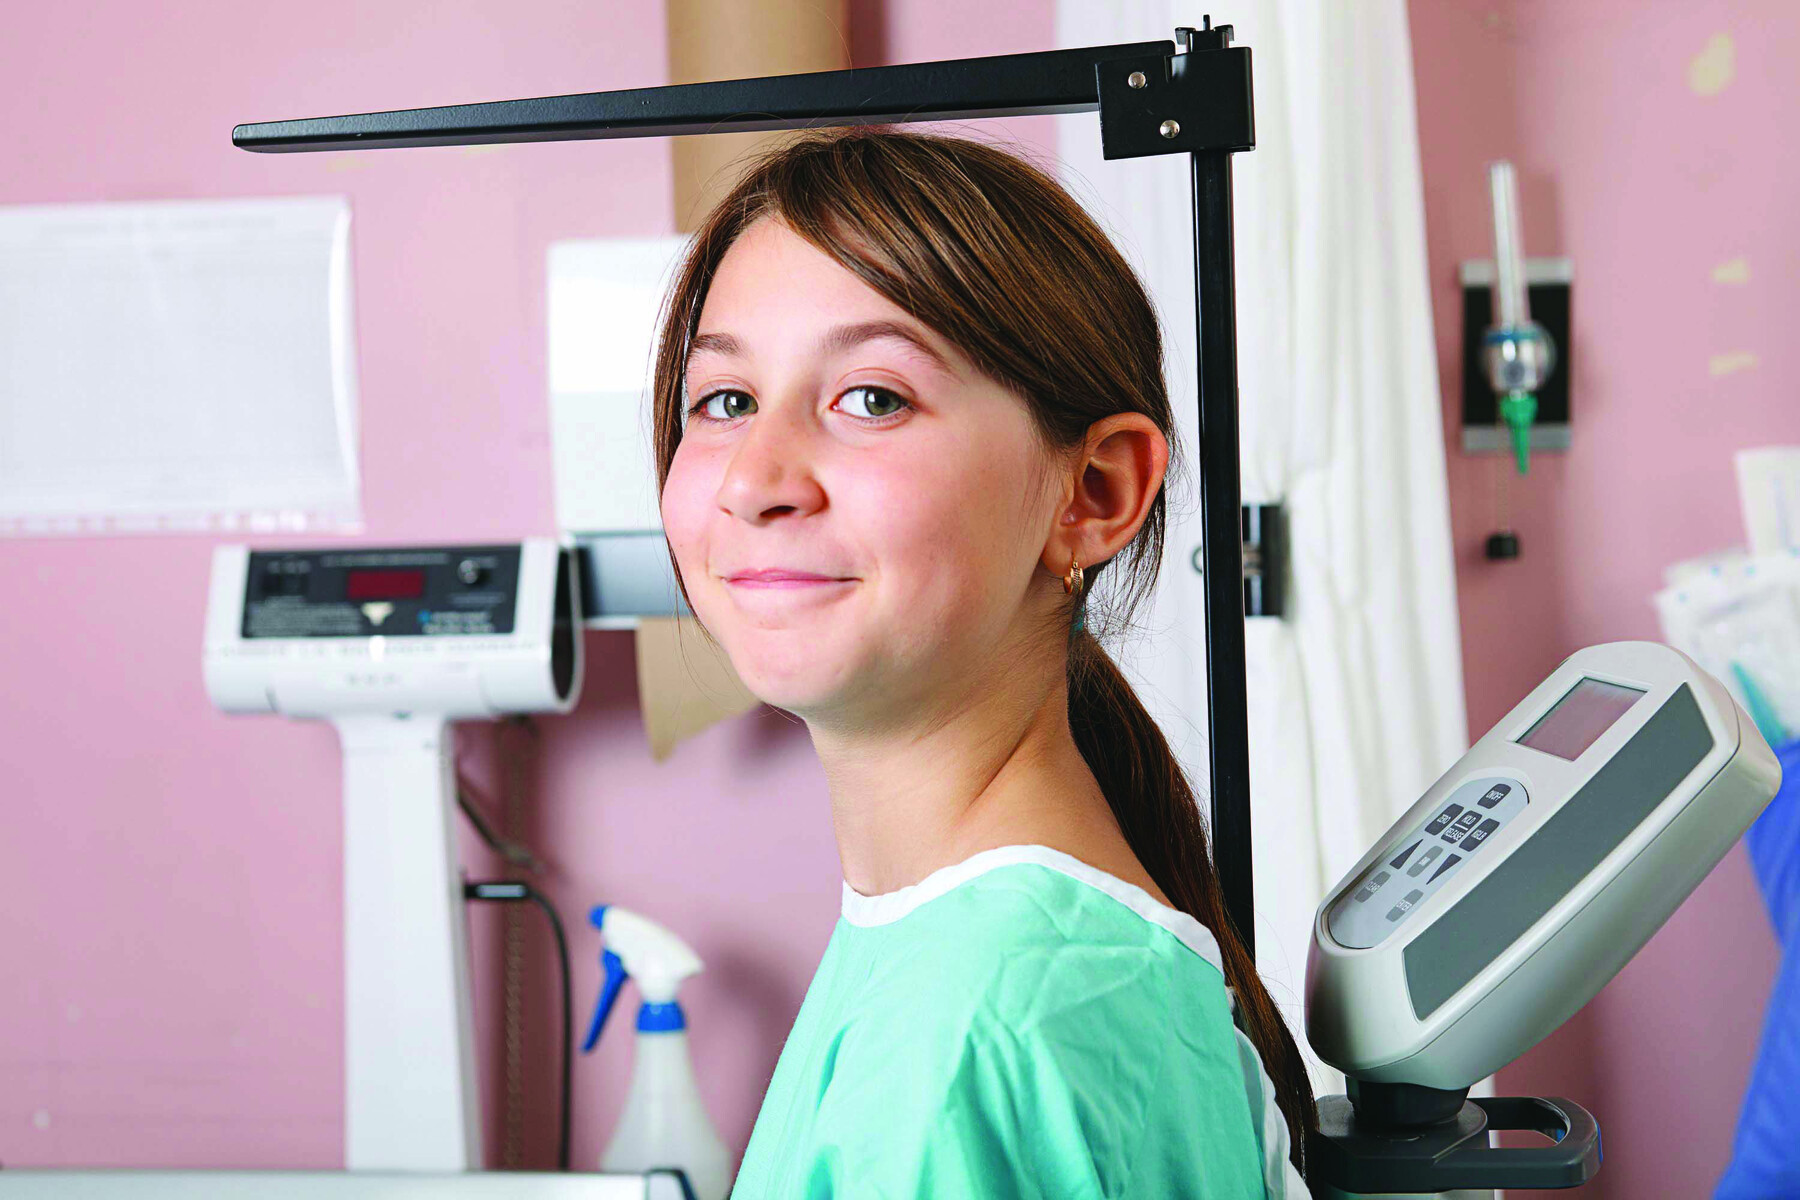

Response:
(1242, 504), (1284, 618)
(1190, 503), (1286, 620)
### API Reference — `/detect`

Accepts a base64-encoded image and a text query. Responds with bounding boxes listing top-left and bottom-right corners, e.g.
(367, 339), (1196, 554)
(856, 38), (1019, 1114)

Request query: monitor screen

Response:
(1517, 677), (1647, 761)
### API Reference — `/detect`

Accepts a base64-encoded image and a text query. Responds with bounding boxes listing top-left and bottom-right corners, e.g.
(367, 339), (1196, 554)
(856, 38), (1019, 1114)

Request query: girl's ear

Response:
(1042, 414), (1168, 576)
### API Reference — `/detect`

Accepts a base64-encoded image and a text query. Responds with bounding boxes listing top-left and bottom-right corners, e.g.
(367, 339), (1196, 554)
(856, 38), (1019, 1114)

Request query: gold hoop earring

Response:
(1062, 551), (1084, 597)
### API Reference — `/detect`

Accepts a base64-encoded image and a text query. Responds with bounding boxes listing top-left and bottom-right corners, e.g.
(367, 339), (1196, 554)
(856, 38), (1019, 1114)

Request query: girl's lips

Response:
(725, 567), (854, 583)
(726, 577), (855, 589)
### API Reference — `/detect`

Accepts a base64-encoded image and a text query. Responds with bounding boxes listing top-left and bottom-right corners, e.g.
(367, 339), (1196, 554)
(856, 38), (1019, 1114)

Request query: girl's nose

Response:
(716, 398), (827, 524)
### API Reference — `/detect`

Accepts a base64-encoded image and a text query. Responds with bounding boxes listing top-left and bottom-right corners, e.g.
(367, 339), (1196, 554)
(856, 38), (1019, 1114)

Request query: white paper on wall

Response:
(548, 236), (690, 534)
(1738, 446), (1800, 556)
(0, 195), (361, 535)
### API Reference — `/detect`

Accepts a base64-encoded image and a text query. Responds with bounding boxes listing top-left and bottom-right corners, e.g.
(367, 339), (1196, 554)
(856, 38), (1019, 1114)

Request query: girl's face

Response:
(661, 216), (1064, 723)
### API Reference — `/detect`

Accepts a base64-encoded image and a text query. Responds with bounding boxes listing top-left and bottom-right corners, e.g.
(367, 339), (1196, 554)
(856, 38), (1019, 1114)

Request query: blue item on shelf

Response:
(1717, 738), (1800, 1199)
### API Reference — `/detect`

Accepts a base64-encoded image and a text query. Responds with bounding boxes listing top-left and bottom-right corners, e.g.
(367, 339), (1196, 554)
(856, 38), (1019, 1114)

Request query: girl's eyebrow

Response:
(688, 330), (743, 358)
(820, 320), (953, 373)
(686, 321), (954, 374)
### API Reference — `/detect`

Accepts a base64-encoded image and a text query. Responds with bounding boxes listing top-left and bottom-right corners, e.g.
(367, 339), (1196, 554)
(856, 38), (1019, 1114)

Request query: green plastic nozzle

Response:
(1499, 389), (1537, 475)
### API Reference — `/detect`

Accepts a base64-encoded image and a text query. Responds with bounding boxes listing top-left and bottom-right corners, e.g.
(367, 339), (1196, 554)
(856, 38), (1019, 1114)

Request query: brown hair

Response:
(648, 129), (1315, 1170)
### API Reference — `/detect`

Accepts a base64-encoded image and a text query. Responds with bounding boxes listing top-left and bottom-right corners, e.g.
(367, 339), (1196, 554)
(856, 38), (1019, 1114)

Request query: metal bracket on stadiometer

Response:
(232, 19), (1262, 954)
(1095, 26), (1254, 160)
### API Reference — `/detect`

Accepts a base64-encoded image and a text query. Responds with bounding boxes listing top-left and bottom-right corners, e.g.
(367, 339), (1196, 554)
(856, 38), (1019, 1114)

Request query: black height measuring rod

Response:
(235, 21), (1261, 954)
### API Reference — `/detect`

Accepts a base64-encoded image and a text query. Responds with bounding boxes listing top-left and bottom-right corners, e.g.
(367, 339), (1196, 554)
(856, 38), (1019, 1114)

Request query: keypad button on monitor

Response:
(1445, 810), (1482, 842)
(1424, 805), (1464, 838)
(1353, 870), (1391, 903)
(1407, 845), (1444, 878)
(1478, 784), (1512, 809)
(1460, 817), (1501, 852)
(1386, 889), (1426, 923)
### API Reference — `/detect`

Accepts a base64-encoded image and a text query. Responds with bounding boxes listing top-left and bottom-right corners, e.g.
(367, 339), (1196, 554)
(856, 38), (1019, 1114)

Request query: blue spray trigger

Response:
(582, 944), (629, 1054)
(582, 906), (628, 1054)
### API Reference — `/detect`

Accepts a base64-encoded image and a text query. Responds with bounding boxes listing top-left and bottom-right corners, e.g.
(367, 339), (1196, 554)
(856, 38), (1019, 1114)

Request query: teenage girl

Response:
(652, 130), (1314, 1198)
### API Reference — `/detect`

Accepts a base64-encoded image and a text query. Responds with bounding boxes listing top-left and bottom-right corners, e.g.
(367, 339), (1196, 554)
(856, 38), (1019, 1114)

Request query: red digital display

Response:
(346, 569), (426, 601)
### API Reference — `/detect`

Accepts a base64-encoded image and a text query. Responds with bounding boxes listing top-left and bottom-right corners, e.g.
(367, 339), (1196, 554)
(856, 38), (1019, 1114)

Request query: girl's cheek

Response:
(660, 460), (709, 575)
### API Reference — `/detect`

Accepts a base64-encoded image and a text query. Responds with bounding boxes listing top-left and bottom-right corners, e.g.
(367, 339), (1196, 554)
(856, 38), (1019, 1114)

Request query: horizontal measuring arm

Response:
(232, 38), (1251, 159)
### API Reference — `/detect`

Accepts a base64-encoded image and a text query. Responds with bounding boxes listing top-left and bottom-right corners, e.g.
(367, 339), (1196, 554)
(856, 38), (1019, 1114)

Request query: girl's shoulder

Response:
(817, 848), (1271, 1197)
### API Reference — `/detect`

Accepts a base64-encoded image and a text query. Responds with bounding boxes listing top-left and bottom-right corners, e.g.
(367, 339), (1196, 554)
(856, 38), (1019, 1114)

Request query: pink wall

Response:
(0, 0), (673, 1169)
(1410, 3), (1799, 1196)
(0, 0), (1050, 1174)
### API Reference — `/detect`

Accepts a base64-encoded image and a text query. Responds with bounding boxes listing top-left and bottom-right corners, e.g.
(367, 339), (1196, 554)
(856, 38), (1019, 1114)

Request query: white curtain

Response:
(1054, 1), (1468, 1092)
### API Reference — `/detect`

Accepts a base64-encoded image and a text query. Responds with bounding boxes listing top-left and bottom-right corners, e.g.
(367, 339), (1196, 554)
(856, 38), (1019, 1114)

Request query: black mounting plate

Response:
(1097, 46), (1254, 160)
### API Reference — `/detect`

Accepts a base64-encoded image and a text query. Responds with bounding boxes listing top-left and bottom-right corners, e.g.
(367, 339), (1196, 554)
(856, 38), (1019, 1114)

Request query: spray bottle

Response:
(582, 905), (733, 1200)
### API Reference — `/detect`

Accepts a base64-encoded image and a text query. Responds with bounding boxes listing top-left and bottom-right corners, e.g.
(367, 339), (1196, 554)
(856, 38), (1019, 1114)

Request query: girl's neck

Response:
(810, 674), (1169, 906)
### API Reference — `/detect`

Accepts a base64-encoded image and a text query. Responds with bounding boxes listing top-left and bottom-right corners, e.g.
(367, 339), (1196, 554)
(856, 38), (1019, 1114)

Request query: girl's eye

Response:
(689, 389), (755, 422)
(687, 385), (912, 425)
(836, 385), (911, 422)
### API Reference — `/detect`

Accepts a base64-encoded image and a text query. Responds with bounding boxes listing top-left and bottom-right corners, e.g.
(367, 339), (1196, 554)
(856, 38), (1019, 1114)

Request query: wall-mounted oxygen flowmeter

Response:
(1306, 642), (1781, 1197)
(1462, 160), (1569, 562)
(204, 539), (583, 1173)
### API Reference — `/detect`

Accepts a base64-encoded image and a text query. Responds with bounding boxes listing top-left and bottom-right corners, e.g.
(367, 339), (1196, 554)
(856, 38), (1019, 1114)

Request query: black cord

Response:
(464, 880), (572, 1172)
(455, 773), (543, 871)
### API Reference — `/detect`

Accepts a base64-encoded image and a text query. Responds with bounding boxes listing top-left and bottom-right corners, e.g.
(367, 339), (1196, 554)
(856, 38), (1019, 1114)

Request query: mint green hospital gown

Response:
(731, 845), (1304, 1199)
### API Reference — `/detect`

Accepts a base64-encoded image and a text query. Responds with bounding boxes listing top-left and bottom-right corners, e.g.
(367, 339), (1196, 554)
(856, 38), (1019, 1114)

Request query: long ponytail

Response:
(1067, 624), (1315, 1169)
(651, 128), (1316, 1173)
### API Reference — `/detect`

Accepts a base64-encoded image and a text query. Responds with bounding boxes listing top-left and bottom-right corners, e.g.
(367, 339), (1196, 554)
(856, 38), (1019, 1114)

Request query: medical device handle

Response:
(1309, 1093), (1601, 1194)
